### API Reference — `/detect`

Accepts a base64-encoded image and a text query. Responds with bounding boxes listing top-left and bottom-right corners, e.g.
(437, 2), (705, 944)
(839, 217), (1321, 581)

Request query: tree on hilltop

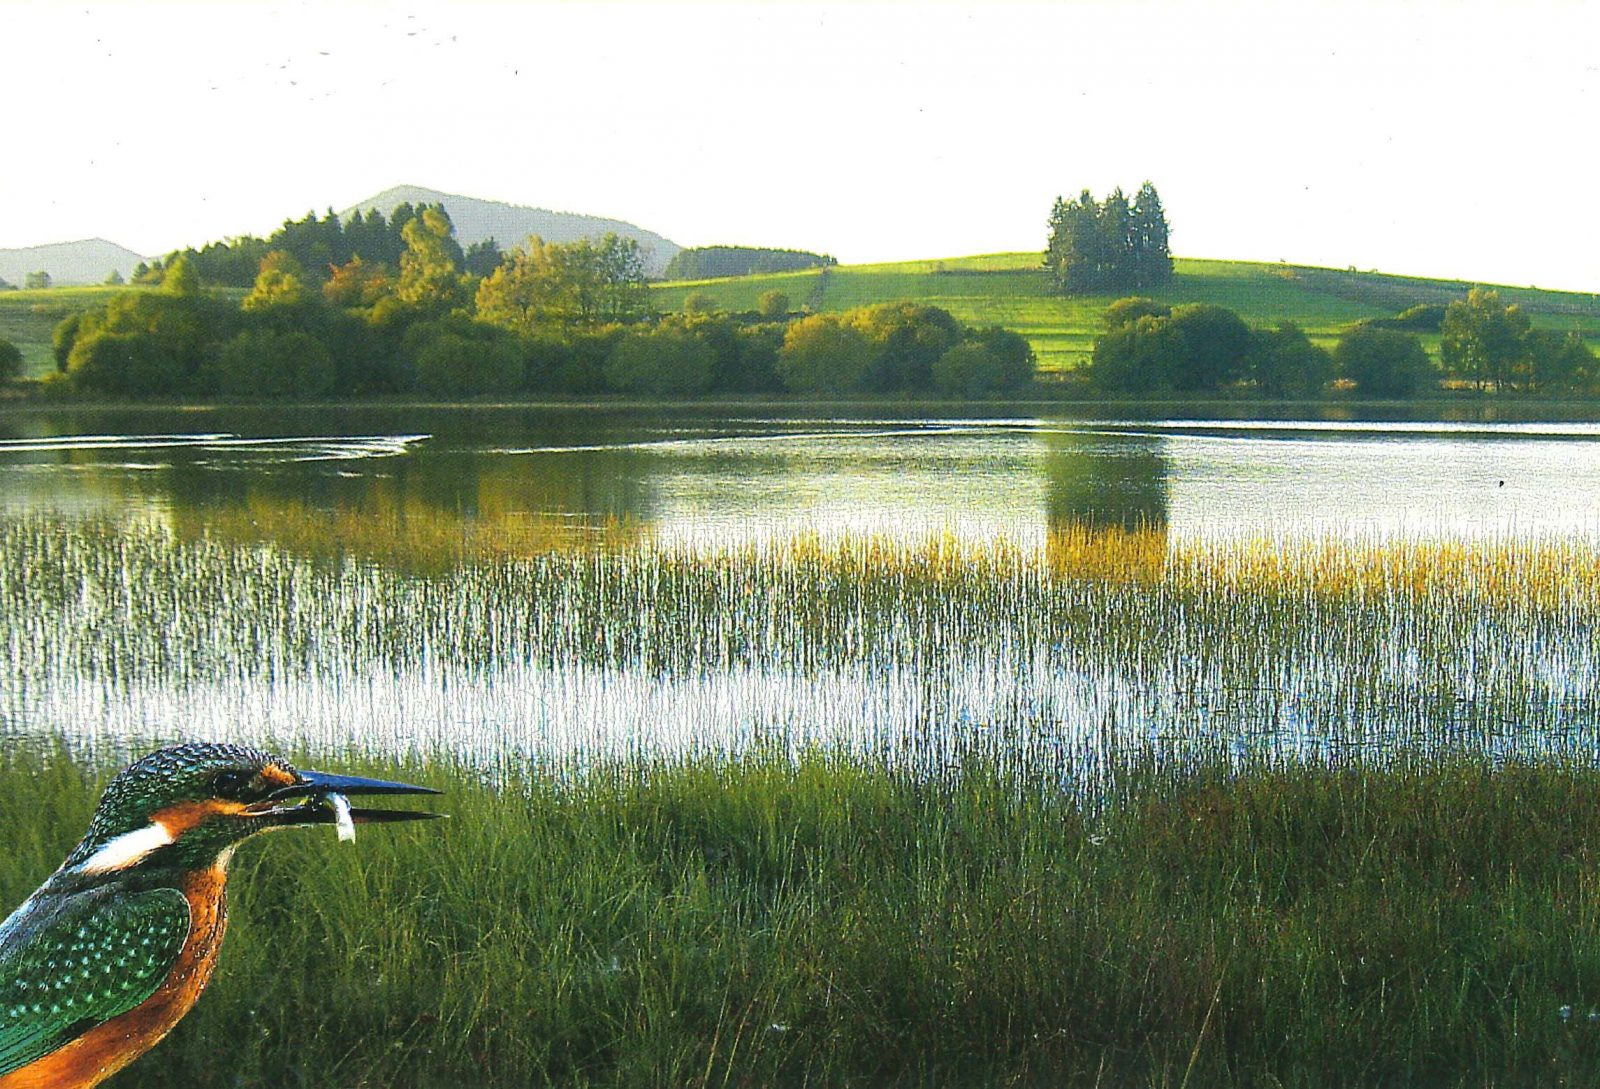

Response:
(1045, 182), (1172, 295)
(1130, 182), (1173, 289)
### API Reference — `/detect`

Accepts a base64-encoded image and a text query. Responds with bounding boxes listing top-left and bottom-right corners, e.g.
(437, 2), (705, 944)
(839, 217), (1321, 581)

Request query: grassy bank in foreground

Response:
(7, 745), (1600, 1087)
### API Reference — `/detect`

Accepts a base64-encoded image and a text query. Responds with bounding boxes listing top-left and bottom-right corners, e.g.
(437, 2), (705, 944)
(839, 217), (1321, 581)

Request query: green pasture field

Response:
(654, 254), (1600, 376)
(0, 286), (129, 378)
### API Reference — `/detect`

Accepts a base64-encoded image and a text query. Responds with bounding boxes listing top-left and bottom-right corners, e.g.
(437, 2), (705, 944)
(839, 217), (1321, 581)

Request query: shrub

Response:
(1103, 296), (1169, 331)
(208, 329), (336, 398)
(407, 320), (523, 397)
(1249, 322), (1332, 398)
(683, 292), (719, 316)
(1334, 325), (1435, 397)
(756, 291), (790, 320)
(604, 325), (716, 395)
(850, 302), (964, 392)
(1090, 316), (1177, 394)
(966, 327), (1036, 389)
(66, 331), (185, 395)
(776, 314), (874, 393)
(0, 338), (21, 383)
(932, 343), (1008, 397)
(51, 313), (81, 372)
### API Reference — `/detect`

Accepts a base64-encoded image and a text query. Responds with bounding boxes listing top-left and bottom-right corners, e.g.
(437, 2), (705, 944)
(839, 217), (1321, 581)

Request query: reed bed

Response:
(2, 516), (1598, 771)
(6, 516), (1600, 1083)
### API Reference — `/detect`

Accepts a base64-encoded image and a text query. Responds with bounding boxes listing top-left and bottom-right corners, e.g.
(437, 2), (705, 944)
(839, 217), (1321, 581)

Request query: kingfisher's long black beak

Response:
(266, 769), (445, 825)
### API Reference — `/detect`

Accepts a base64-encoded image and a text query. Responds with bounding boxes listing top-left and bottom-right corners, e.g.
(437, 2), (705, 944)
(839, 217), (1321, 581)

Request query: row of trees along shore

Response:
(39, 205), (1035, 399)
(1087, 290), (1597, 397)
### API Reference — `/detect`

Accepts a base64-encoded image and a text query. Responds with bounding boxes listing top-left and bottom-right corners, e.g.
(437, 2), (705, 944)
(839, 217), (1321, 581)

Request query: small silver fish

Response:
(327, 791), (357, 843)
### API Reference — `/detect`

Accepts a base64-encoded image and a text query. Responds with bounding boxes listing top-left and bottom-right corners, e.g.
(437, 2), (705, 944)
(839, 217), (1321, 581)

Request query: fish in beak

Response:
(255, 770), (445, 840)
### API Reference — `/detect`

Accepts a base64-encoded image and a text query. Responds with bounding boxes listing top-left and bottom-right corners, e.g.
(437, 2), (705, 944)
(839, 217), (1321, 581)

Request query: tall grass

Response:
(7, 744), (1600, 1086)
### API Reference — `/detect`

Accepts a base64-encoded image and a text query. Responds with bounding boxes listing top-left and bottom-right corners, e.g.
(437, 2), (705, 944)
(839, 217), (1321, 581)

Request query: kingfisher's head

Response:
(61, 743), (442, 879)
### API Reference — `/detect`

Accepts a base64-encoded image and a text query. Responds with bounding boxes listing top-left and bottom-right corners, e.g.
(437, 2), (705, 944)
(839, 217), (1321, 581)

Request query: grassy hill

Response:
(653, 254), (1600, 375)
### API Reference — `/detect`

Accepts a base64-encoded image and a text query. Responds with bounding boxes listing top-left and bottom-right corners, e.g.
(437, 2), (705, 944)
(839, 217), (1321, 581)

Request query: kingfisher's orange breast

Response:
(0, 866), (229, 1089)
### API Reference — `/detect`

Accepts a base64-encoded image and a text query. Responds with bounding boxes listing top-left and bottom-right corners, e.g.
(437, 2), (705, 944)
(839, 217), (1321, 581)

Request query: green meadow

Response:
(10, 734), (1600, 1086)
(653, 255), (1600, 376)
(0, 286), (124, 379)
(7, 517), (1600, 1084)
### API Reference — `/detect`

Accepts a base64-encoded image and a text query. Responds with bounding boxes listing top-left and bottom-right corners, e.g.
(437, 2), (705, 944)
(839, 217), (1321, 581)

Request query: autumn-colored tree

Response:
(322, 256), (394, 308)
(243, 251), (314, 311)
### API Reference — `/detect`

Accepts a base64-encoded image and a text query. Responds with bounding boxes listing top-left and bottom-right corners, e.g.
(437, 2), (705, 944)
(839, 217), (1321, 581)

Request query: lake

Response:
(5, 404), (1600, 769)
(7, 405), (1600, 543)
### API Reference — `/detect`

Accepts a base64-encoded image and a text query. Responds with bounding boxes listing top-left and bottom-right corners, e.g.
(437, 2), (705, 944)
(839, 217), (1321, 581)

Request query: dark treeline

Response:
(1088, 291), (1597, 398)
(663, 246), (836, 280)
(45, 207), (1035, 401)
(1045, 182), (1173, 295)
(135, 202), (498, 289)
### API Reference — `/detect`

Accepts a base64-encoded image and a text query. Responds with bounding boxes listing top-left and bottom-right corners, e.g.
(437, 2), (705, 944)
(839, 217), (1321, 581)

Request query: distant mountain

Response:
(0, 239), (147, 286)
(342, 185), (682, 277)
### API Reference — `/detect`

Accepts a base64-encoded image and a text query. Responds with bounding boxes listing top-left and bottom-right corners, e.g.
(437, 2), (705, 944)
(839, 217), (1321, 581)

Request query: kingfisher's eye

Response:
(212, 769), (256, 800)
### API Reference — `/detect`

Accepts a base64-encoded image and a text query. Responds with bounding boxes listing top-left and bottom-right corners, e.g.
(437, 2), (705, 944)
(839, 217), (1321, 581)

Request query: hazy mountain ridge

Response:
(342, 185), (682, 277)
(0, 239), (146, 286)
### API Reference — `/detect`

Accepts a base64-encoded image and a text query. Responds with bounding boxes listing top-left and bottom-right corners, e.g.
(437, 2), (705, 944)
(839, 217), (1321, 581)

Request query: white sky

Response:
(4, 0), (1597, 290)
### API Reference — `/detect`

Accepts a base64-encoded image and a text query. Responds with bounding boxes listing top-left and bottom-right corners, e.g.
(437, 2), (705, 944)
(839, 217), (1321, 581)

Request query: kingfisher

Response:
(0, 742), (442, 1089)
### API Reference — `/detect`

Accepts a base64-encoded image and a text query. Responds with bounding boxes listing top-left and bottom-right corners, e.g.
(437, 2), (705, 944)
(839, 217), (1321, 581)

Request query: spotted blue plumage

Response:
(0, 885), (190, 1075)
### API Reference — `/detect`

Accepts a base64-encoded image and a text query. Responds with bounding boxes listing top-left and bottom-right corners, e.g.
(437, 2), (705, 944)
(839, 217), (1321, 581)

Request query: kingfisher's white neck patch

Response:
(75, 821), (176, 875)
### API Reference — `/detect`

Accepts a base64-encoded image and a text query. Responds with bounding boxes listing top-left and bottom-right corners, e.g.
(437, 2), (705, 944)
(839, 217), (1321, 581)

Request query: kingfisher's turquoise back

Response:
(0, 886), (190, 1075)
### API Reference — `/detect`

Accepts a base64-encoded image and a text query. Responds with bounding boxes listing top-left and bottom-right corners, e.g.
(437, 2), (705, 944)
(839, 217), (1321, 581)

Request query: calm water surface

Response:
(5, 405), (1600, 767)
(6, 405), (1600, 541)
